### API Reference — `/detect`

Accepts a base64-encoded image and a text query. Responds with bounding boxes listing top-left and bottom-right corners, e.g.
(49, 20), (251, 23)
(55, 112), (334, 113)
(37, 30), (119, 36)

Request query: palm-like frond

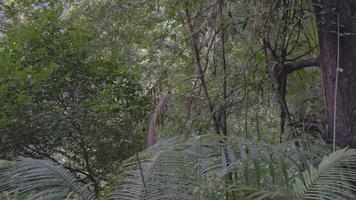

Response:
(0, 157), (96, 200)
(3, 137), (350, 200)
(111, 136), (197, 200)
(293, 148), (356, 200)
(112, 134), (290, 200)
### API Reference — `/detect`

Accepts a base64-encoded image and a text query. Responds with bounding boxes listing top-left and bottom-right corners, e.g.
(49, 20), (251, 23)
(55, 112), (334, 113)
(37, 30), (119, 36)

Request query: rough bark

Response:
(313, 0), (356, 147)
(144, 90), (170, 148)
(219, 0), (228, 135)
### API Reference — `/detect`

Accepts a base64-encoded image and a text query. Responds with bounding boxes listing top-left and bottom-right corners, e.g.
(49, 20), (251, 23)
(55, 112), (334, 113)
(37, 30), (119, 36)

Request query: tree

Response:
(2, 0), (356, 199)
(312, 0), (356, 148)
(0, 6), (150, 195)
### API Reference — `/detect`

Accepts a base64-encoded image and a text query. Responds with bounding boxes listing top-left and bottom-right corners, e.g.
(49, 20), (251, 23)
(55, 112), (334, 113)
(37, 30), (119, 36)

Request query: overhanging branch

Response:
(286, 58), (320, 74)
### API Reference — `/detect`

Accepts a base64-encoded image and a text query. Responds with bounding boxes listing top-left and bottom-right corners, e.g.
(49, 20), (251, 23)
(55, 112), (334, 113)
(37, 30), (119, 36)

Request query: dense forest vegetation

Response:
(1, 0), (356, 199)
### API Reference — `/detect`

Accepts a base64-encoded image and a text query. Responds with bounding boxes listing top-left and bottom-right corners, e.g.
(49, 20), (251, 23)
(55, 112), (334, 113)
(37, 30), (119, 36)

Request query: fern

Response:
(2, 138), (355, 200)
(0, 157), (96, 200)
(293, 148), (356, 200)
(112, 134), (290, 200)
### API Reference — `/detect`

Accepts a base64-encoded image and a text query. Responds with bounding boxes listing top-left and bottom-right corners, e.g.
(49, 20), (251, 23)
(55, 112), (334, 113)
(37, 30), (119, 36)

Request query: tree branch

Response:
(286, 58), (320, 74)
(185, 2), (220, 134)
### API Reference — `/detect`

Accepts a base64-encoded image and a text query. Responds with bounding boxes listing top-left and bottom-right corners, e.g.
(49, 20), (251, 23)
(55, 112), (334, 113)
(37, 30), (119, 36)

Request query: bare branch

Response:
(184, 2), (220, 134)
(286, 58), (320, 74)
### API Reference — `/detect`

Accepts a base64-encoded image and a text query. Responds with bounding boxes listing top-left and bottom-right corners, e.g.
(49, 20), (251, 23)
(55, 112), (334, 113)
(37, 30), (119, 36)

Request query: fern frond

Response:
(111, 136), (199, 200)
(0, 157), (96, 200)
(292, 148), (356, 200)
(112, 134), (290, 200)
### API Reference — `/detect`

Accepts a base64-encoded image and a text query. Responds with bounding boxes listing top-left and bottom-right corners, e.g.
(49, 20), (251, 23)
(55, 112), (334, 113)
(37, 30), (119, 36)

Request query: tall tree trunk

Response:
(313, 0), (356, 147)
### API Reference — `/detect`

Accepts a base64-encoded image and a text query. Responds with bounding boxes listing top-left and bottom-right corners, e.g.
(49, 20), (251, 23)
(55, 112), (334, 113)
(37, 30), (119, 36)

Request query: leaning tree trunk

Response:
(144, 90), (170, 148)
(313, 0), (356, 147)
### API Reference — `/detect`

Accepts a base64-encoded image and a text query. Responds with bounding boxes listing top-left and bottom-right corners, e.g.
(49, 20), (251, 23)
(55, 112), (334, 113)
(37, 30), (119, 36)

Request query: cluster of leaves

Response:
(0, 0), (350, 199)
(0, 4), (151, 185)
(1, 134), (356, 200)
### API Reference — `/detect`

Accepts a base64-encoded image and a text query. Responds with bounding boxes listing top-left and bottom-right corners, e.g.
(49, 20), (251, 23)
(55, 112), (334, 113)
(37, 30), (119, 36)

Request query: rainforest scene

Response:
(1, 0), (356, 199)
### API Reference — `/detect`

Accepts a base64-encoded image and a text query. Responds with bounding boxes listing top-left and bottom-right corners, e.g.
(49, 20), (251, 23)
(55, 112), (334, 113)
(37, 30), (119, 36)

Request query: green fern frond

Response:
(111, 136), (200, 200)
(0, 157), (96, 200)
(112, 134), (290, 200)
(292, 148), (356, 200)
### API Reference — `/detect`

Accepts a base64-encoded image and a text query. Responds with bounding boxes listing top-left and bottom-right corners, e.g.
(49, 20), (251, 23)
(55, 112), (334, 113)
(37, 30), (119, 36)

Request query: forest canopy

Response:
(1, 0), (356, 199)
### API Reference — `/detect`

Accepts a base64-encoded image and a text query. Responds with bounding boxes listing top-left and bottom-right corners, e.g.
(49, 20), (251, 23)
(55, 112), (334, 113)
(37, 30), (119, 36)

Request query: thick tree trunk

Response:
(313, 0), (356, 147)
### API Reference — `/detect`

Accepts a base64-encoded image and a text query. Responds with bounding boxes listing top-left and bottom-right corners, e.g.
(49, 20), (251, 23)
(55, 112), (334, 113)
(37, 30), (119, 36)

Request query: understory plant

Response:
(1, 134), (355, 200)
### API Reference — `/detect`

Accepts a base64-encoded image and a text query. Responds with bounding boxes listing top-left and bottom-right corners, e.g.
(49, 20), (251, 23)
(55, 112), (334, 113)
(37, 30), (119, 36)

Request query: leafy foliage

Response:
(0, 157), (95, 200)
(1, 137), (356, 200)
(113, 134), (294, 199)
(0, 3), (150, 188)
(0, 0), (355, 200)
(293, 148), (356, 200)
